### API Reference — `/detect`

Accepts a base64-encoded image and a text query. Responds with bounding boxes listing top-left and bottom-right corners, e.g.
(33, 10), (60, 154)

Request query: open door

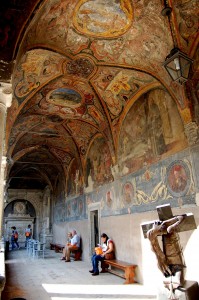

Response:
(88, 203), (100, 257)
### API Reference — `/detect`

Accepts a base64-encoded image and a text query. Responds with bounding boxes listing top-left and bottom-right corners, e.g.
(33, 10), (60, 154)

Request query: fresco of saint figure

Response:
(168, 163), (188, 194)
(122, 182), (134, 205)
(106, 190), (113, 208)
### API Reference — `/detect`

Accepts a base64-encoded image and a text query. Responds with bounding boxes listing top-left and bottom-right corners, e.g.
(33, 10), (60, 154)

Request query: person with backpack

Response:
(11, 226), (20, 250)
(25, 224), (32, 248)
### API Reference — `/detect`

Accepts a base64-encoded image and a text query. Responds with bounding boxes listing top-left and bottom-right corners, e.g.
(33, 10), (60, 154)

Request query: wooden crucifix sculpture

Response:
(141, 204), (196, 299)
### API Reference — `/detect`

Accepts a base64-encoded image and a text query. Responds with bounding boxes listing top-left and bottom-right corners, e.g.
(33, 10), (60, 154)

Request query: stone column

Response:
(40, 186), (53, 248)
(0, 83), (12, 237)
(0, 157), (7, 236)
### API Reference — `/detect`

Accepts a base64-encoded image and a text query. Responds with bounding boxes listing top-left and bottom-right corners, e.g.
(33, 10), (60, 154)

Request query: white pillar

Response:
(0, 83), (12, 237)
(0, 157), (7, 236)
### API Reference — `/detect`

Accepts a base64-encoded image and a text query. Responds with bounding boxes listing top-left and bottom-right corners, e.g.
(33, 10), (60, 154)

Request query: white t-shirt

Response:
(102, 238), (113, 252)
(71, 234), (80, 247)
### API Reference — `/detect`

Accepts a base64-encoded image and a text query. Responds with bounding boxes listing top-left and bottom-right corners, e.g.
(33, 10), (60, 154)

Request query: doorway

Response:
(88, 203), (100, 256)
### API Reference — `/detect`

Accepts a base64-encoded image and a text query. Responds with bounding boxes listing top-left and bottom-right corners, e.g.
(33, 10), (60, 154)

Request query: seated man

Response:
(60, 229), (80, 262)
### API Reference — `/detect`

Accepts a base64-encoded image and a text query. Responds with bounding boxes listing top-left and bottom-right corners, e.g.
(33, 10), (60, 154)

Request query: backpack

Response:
(14, 231), (18, 239)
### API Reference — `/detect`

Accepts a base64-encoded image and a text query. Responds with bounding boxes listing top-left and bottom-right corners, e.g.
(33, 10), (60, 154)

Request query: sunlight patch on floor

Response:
(42, 283), (156, 296)
(51, 298), (155, 300)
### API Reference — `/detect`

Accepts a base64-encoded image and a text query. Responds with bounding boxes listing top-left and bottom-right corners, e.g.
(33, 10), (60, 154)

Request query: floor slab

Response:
(2, 248), (157, 300)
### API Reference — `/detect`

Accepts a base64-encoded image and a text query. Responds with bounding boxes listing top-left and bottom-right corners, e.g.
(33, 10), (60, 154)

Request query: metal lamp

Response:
(161, 2), (193, 85)
(163, 47), (193, 85)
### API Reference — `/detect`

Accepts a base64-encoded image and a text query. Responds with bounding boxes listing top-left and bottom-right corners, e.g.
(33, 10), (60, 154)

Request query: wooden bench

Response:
(50, 243), (65, 252)
(71, 237), (82, 261)
(71, 247), (82, 261)
(101, 259), (137, 284)
(50, 242), (82, 261)
(50, 243), (55, 250)
(55, 244), (65, 253)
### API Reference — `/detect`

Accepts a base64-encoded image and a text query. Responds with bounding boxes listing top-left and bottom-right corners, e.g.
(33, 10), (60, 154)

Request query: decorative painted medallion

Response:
(47, 88), (82, 107)
(73, 0), (133, 38)
(122, 182), (134, 205)
(14, 202), (26, 214)
(166, 160), (190, 197)
(106, 190), (113, 208)
(66, 58), (95, 78)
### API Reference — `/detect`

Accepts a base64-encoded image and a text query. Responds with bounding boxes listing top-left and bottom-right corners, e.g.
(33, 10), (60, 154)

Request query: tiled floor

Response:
(2, 248), (157, 300)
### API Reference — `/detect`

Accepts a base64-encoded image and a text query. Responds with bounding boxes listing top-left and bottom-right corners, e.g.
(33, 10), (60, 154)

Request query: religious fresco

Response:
(65, 57), (95, 78)
(118, 88), (187, 176)
(66, 201), (71, 218)
(67, 159), (82, 196)
(8, 115), (43, 148)
(166, 160), (191, 197)
(13, 50), (63, 104)
(135, 166), (172, 206)
(54, 154), (195, 222)
(66, 119), (98, 157)
(54, 205), (65, 222)
(54, 173), (66, 205)
(18, 75), (108, 131)
(120, 157), (194, 208)
(49, 148), (72, 166)
(174, 0), (198, 48)
(106, 190), (113, 208)
(122, 182), (135, 206)
(19, 0), (194, 83)
(55, 195), (86, 223)
(73, 0), (133, 38)
(85, 136), (113, 188)
(91, 68), (155, 125)
(47, 88), (82, 107)
(53, 147), (197, 223)
(4, 0), (199, 225)
(89, 3), (170, 68)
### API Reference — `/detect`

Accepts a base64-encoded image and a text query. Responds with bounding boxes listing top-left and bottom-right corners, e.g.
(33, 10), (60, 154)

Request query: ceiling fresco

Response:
(1, 0), (198, 193)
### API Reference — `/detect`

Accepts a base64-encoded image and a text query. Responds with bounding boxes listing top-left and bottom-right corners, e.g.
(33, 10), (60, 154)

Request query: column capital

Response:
(0, 82), (12, 108)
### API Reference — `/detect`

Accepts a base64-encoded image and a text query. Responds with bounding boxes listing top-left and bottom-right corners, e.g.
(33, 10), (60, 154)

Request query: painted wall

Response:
(53, 142), (199, 288)
(54, 144), (198, 223)
(52, 85), (199, 289)
(53, 205), (199, 289)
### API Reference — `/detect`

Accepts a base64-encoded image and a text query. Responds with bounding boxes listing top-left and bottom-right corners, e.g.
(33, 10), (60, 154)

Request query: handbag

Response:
(95, 247), (103, 255)
(104, 252), (115, 260)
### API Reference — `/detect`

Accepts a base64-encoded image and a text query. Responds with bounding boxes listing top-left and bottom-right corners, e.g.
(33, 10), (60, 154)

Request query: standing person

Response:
(60, 229), (80, 262)
(11, 226), (20, 250)
(89, 233), (114, 276)
(25, 224), (32, 248)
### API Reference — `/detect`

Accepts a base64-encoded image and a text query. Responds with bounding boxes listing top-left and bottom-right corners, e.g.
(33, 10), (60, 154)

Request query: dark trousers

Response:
(91, 254), (104, 273)
(25, 237), (31, 247)
(11, 239), (19, 250)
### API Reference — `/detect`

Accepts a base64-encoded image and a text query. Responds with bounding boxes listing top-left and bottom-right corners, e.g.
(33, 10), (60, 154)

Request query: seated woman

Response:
(89, 233), (114, 276)
(60, 229), (80, 262)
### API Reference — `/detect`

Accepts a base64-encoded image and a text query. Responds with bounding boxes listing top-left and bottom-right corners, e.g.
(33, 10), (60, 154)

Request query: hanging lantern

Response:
(163, 47), (193, 85)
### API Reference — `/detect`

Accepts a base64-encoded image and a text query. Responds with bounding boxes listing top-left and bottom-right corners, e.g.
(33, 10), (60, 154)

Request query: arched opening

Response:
(4, 199), (36, 248)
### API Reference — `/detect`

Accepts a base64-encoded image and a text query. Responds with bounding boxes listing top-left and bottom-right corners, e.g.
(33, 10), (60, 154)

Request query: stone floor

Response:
(2, 247), (157, 300)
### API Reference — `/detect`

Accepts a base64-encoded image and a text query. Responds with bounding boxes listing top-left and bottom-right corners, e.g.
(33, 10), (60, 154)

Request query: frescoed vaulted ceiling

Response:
(1, 0), (198, 194)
